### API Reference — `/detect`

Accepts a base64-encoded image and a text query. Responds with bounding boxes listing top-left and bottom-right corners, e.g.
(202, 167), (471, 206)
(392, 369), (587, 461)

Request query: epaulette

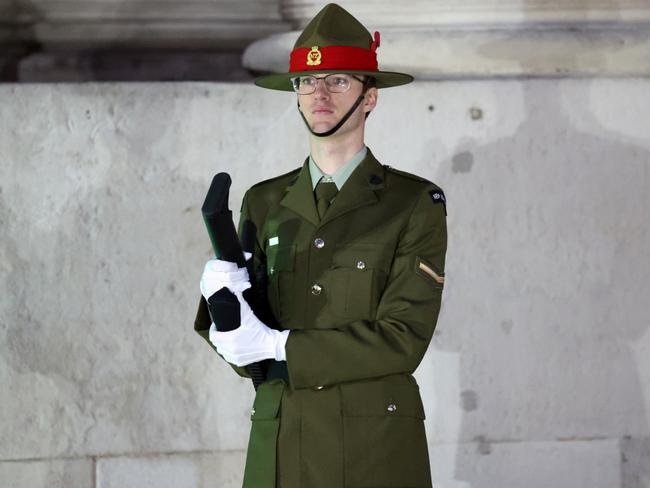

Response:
(383, 164), (433, 184)
(384, 164), (446, 215)
(249, 166), (301, 190)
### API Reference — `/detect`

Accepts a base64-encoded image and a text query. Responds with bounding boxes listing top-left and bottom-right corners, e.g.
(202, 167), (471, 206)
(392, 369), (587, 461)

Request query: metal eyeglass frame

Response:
(290, 74), (367, 95)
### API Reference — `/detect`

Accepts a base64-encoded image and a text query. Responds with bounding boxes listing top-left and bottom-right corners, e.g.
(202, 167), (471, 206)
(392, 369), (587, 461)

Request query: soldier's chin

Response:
(309, 121), (336, 132)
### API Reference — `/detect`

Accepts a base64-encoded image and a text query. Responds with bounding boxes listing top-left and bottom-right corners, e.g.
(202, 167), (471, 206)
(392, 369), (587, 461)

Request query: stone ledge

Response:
(243, 27), (650, 78)
(281, 0), (650, 28)
(0, 458), (94, 488)
(0, 450), (246, 488)
(96, 450), (246, 488)
(2, 440), (644, 488)
(428, 438), (624, 488)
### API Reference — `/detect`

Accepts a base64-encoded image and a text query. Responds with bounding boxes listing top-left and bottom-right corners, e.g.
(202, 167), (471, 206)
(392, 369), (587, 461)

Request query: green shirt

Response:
(309, 145), (368, 190)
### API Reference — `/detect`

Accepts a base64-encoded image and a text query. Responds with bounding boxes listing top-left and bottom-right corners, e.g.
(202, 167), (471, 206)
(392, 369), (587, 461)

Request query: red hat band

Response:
(289, 44), (378, 73)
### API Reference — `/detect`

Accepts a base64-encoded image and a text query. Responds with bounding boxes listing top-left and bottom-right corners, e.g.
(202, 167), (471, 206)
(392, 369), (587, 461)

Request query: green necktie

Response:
(314, 179), (339, 220)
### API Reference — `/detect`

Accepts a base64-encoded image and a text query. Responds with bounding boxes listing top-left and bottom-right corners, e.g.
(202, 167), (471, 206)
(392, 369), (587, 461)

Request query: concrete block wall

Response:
(1, 80), (649, 487)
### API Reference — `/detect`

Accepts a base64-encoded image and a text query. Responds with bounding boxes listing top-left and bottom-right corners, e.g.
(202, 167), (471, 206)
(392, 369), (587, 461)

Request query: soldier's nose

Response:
(313, 80), (329, 99)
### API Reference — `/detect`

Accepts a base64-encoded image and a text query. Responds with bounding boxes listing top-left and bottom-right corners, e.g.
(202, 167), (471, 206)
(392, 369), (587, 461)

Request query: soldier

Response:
(195, 3), (447, 488)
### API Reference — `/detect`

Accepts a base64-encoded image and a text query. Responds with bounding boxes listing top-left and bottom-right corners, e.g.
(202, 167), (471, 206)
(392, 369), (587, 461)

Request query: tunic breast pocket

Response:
(328, 244), (392, 321)
(266, 244), (296, 322)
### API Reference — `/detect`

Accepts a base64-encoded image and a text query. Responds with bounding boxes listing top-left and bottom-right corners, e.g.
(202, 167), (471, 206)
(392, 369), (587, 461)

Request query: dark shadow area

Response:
(0, 0), (279, 83)
(0, 47), (256, 83)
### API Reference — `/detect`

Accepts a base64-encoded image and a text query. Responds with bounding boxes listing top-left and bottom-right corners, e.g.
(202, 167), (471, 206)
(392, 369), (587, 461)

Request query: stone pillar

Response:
(243, 0), (650, 78)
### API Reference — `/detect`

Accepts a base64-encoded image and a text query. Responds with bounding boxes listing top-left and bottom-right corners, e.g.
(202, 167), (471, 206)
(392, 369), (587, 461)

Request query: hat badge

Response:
(307, 46), (322, 66)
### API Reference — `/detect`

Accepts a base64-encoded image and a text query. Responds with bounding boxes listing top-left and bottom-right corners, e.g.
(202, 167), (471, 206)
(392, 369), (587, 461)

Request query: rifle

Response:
(201, 173), (266, 390)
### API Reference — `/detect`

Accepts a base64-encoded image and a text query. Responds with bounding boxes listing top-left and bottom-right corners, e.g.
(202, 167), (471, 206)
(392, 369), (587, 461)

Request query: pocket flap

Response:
(250, 380), (285, 420)
(332, 243), (391, 270)
(340, 377), (425, 419)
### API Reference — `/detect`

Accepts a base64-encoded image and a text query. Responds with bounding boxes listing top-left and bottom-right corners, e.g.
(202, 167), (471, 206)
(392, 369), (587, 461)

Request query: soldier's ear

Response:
(364, 87), (378, 113)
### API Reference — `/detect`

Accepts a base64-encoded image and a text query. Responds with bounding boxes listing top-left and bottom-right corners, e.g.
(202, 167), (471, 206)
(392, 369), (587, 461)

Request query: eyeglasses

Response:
(290, 74), (367, 95)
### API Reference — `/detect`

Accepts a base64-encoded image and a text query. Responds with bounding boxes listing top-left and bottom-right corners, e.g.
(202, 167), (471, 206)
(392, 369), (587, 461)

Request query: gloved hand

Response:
(200, 254), (290, 367)
(199, 252), (253, 300)
(208, 293), (290, 366)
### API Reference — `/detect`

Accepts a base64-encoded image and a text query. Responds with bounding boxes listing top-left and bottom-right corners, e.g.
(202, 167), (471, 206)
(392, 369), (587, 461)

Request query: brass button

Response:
(356, 260), (366, 270)
(314, 238), (325, 249)
(387, 403), (397, 412)
(269, 266), (275, 275)
(311, 283), (322, 295)
(315, 385), (324, 390)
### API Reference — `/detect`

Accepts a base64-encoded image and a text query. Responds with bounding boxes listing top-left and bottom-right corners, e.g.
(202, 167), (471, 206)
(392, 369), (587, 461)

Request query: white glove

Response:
(199, 252), (253, 300)
(208, 291), (290, 367)
(200, 253), (289, 367)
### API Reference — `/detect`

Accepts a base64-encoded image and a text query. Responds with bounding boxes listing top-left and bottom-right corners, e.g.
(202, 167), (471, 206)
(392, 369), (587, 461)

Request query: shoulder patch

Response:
(429, 188), (447, 215)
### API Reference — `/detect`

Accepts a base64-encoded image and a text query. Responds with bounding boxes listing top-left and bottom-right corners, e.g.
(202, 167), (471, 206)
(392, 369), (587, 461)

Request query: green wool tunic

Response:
(195, 147), (447, 488)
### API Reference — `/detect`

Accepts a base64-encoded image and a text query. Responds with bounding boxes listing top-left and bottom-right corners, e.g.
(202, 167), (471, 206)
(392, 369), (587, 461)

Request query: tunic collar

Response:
(280, 146), (384, 228)
(308, 146), (368, 190)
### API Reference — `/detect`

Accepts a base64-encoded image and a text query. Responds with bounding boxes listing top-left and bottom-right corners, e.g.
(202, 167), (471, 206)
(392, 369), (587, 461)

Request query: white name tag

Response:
(268, 236), (279, 246)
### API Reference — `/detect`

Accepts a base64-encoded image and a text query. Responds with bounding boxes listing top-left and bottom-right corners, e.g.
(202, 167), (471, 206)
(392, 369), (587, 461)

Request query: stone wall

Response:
(3, 0), (650, 81)
(1, 79), (649, 487)
(245, 0), (650, 78)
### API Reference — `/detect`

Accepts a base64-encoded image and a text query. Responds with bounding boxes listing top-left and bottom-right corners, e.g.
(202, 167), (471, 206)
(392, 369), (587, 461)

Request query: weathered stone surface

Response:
(429, 439), (622, 488)
(96, 450), (245, 488)
(403, 79), (650, 446)
(0, 458), (93, 488)
(621, 437), (650, 488)
(0, 83), (290, 460)
(1, 79), (649, 486)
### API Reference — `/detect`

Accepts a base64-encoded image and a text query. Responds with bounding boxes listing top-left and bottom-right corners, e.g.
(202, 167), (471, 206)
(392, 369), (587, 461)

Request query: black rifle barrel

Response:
(201, 173), (247, 267)
(201, 172), (265, 390)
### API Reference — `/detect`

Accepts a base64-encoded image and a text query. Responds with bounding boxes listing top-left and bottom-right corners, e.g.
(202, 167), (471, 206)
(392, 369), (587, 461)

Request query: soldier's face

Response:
(298, 73), (377, 135)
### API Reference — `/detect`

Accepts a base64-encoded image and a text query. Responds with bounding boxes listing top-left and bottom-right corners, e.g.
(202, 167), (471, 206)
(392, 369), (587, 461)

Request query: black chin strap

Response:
(297, 77), (372, 138)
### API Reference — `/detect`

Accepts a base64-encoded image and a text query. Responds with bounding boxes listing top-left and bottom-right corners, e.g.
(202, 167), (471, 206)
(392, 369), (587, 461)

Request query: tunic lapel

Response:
(279, 149), (386, 228)
(279, 157), (320, 227)
(319, 149), (384, 226)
